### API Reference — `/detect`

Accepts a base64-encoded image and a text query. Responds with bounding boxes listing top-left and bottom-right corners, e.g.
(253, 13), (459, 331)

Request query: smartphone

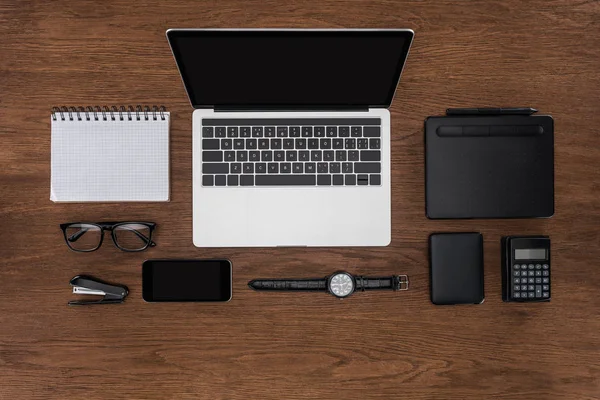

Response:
(142, 259), (232, 302)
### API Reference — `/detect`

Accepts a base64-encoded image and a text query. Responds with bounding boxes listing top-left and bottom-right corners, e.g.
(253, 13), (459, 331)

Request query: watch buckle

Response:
(396, 275), (409, 291)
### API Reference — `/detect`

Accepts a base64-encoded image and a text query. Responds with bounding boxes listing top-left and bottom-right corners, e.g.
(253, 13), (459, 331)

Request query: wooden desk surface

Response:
(1, 1), (599, 399)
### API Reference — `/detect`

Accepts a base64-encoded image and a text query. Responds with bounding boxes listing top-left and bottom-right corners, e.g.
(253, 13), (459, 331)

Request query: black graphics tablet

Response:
(425, 115), (554, 219)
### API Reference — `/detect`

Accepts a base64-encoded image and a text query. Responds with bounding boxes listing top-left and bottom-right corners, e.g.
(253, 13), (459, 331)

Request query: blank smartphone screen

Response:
(143, 260), (231, 302)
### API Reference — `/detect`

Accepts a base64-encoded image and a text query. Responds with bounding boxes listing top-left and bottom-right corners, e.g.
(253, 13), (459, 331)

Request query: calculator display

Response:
(515, 248), (547, 260)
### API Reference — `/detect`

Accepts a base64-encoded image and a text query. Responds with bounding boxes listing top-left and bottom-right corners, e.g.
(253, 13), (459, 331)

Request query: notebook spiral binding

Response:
(52, 105), (167, 121)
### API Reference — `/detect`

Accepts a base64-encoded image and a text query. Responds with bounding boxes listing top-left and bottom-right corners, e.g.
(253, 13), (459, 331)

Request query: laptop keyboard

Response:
(200, 118), (382, 187)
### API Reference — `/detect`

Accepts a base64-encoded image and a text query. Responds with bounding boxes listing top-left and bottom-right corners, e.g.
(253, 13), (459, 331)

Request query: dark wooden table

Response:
(1, 1), (599, 399)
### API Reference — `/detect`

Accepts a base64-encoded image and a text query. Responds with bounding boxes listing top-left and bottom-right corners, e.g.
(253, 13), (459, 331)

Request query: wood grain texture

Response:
(1, 0), (600, 399)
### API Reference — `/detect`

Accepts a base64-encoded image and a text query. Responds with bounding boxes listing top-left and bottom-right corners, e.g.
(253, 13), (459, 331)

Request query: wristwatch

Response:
(248, 271), (409, 298)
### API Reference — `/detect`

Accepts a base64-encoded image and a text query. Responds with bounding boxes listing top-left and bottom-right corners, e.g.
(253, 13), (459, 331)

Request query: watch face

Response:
(328, 272), (355, 298)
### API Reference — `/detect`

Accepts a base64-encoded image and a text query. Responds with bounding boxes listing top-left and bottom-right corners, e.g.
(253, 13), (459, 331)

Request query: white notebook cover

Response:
(50, 110), (170, 202)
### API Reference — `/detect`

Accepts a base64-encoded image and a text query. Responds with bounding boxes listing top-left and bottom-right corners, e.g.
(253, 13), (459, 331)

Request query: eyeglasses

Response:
(60, 222), (156, 252)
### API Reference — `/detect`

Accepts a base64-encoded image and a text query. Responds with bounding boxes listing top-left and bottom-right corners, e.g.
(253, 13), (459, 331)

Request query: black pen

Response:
(446, 107), (538, 116)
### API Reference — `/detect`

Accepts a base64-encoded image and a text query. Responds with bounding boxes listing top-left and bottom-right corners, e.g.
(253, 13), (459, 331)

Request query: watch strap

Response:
(248, 279), (327, 291)
(355, 275), (409, 291)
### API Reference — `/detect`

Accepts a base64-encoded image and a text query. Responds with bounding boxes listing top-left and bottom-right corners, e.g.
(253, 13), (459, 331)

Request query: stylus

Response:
(446, 108), (538, 116)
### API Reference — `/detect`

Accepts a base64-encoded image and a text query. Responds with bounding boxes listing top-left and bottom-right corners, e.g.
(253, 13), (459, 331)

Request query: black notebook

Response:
(425, 115), (554, 219)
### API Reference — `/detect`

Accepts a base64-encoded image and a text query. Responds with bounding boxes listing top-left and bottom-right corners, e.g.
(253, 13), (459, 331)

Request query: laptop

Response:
(167, 29), (414, 247)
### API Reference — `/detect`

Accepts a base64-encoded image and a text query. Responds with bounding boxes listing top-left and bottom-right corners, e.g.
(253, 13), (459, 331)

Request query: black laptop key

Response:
(283, 139), (294, 149)
(333, 139), (343, 149)
(274, 151), (285, 162)
(280, 163), (291, 173)
(258, 138), (269, 149)
(370, 174), (381, 186)
(330, 162), (341, 173)
(293, 163), (303, 173)
(256, 175), (316, 186)
(256, 163), (266, 174)
(345, 174), (356, 185)
(225, 151), (235, 161)
(351, 126), (362, 137)
(236, 151), (247, 162)
(240, 127), (251, 137)
(363, 126), (381, 137)
(308, 139), (319, 149)
(324, 150), (334, 161)
(348, 151), (359, 161)
(268, 163), (278, 173)
(336, 150), (347, 161)
(361, 150), (381, 161)
(314, 127), (325, 137)
(286, 150), (297, 161)
(326, 127), (337, 137)
(290, 126), (301, 137)
(299, 150), (309, 161)
(227, 127), (239, 137)
(246, 139), (257, 149)
(317, 174), (332, 185)
(230, 163), (241, 174)
(320, 139), (331, 149)
(252, 127), (263, 137)
(345, 139), (356, 149)
(311, 150), (322, 161)
(333, 174), (344, 185)
(240, 175), (254, 186)
(234, 139), (244, 149)
(215, 175), (226, 186)
(317, 163), (328, 173)
(369, 138), (381, 149)
(203, 127), (214, 137)
(203, 175), (214, 186)
(249, 151), (260, 161)
(296, 139), (307, 149)
(357, 174), (369, 185)
(357, 138), (368, 149)
(271, 139), (282, 149)
(305, 163), (316, 173)
(261, 150), (273, 162)
(265, 127), (276, 137)
(354, 162), (381, 173)
(339, 127), (350, 137)
(203, 151), (223, 162)
(342, 162), (353, 173)
(243, 163), (254, 174)
(277, 127), (288, 137)
(203, 163), (229, 174)
(215, 127), (226, 137)
(227, 175), (239, 186)
(203, 139), (220, 150)
(302, 127), (313, 137)
(221, 139), (232, 150)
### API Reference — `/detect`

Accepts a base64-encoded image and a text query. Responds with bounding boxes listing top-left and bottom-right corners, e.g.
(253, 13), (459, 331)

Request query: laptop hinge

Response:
(213, 106), (370, 113)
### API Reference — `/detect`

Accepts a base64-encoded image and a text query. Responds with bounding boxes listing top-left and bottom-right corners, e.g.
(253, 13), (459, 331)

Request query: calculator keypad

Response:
(511, 263), (550, 300)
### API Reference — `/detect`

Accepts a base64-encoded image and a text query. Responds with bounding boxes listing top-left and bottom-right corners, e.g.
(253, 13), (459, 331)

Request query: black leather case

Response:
(425, 115), (554, 219)
(429, 233), (484, 305)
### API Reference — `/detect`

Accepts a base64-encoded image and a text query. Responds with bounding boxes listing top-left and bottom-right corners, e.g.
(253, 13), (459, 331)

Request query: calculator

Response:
(502, 236), (551, 302)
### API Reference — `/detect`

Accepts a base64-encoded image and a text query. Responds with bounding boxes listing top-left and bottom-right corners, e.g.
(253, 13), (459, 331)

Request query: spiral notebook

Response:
(50, 106), (170, 202)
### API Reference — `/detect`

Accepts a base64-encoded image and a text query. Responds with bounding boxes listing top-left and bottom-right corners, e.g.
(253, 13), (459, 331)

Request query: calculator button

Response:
(514, 271), (520, 276)
(542, 277), (549, 284)
(535, 286), (542, 298)
(543, 264), (549, 269)
(513, 264), (520, 270)
(528, 264), (534, 269)
(513, 292), (521, 298)
(542, 285), (549, 291)
(528, 292), (535, 298)
(514, 277), (521, 284)
(535, 278), (542, 284)
(521, 265), (527, 270)
(521, 278), (528, 284)
(543, 270), (549, 276)
(528, 278), (534, 284)
(528, 285), (535, 291)
(535, 270), (542, 276)
(535, 264), (542, 269)
(514, 285), (521, 291)
(542, 292), (549, 298)
(528, 271), (535, 276)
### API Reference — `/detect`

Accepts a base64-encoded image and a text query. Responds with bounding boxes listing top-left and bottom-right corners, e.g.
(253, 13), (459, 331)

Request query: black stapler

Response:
(68, 275), (129, 306)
